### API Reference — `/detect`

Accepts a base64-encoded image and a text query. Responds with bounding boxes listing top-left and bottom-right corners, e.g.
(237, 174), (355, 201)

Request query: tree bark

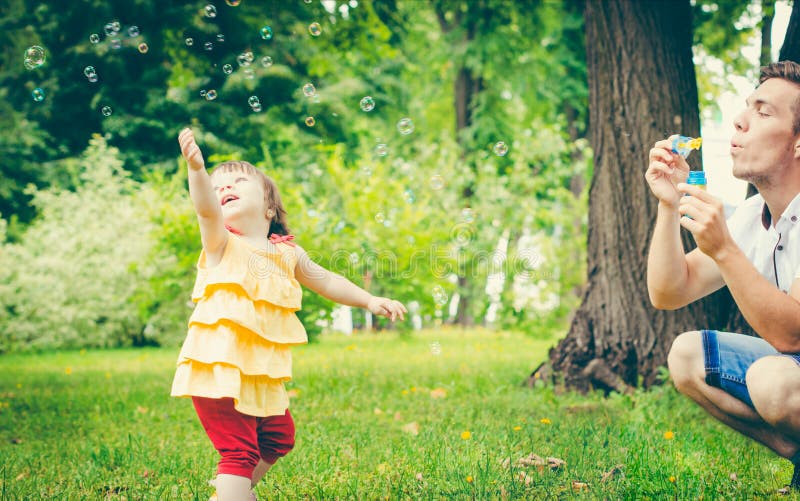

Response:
(779, 0), (800, 64)
(528, 0), (751, 392)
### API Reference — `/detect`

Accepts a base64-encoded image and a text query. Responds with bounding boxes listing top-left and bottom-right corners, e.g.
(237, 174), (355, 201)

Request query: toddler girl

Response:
(172, 128), (407, 501)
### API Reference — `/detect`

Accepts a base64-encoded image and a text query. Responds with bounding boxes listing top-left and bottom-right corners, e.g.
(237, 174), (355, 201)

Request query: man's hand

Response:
(678, 183), (734, 260)
(179, 128), (205, 171)
(367, 296), (408, 322)
(646, 136), (690, 208)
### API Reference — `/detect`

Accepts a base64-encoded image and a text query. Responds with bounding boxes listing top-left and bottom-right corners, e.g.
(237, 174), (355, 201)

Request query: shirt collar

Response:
(760, 192), (800, 229)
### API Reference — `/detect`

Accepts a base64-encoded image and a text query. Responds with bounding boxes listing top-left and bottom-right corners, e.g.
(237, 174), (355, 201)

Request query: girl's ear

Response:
(266, 208), (275, 219)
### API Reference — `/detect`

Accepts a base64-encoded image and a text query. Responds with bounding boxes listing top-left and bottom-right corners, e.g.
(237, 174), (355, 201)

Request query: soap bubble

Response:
(375, 143), (388, 157)
(430, 341), (442, 356)
(127, 26), (140, 37)
(305, 116), (315, 127)
(138, 43), (149, 53)
(110, 39), (121, 50)
(260, 26), (273, 40)
(216, 33), (225, 42)
(432, 286), (448, 306)
(83, 66), (96, 77)
(226, 0), (241, 5)
(204, 42), (213, 51)
(185, 37), (194, 46)
(104, 23), (119, 36)
(308, 22), (322, 36)
(374, 212), (385, 223)
(248, 96), (260, 107)
(493, 141), (508, 156)
(360, 165), (372, 176)
(32, 88), (45, 102)
(403, 189), (415, 204)
(397, 118), (414, 135)
(461, 208), (475, 223)
(261, 56), (273, 67)
(205, 4), (218, 18)
(304, 0), (312, 3)
(237, 51), (253, 66)
(89, 33), (100, 44)
(429, 174), (444, 190)
(200, 89), (207, 98)
(222, 63), (233, 74)
(205, 89), (218, 101)
(359, 96), (375, 112)
(251, 103), (262, 112)
(24, 46), (45, 69)
(101, 106), (113, 117)
(302, 83), (316, 97)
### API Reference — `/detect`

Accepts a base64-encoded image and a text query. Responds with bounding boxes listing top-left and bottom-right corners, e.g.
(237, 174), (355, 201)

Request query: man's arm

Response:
(647, 203), (726, 309)
(680, 182), (800, 351)
(645, 137), (725, 309)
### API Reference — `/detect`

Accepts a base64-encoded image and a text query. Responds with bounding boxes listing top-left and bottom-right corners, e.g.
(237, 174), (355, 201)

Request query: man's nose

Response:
(733, 111), (747, 131)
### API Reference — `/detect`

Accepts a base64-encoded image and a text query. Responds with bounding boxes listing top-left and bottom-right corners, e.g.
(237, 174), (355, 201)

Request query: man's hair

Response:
(759, 60), (800, 134)
(211, 160), (291, 236)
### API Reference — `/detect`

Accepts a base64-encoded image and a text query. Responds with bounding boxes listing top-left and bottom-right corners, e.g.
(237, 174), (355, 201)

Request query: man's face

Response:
(730, 78), (800, 184)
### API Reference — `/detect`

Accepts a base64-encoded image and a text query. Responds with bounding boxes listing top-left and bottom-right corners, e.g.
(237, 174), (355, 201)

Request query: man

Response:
(646, 60), (800, 489)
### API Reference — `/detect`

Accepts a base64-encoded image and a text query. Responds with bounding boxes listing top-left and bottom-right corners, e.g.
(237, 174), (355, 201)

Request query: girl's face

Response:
(211, 170), (269, 223)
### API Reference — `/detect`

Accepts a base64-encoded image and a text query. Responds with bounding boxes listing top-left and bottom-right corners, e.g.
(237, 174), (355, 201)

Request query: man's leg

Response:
(747, 355), (800, 449)
(668, 331), (800, 459)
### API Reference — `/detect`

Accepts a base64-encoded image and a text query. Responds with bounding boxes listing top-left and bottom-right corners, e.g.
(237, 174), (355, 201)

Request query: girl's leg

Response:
(192, 397), (260, 500)
(252, 409), (296, 486)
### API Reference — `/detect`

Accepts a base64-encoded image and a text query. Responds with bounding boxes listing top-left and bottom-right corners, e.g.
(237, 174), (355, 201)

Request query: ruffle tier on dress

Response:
(171, 235), (307, 417)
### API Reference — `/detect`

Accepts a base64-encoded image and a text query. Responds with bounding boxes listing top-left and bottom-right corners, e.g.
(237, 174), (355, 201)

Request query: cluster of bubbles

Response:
(248, 95), (262, 112)
(24, 46), (46, 70)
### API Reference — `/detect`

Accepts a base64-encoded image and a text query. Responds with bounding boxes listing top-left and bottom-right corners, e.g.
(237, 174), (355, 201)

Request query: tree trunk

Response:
(528, 0), (751, 393)
(779, 0), (800, 64)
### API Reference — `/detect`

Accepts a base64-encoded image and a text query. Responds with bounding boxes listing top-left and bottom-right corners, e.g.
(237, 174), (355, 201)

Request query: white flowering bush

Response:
(0, 136), (159, 351)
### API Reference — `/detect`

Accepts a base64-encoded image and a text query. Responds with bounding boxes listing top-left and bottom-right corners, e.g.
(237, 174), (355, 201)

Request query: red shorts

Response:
(192, 397), (295, 478)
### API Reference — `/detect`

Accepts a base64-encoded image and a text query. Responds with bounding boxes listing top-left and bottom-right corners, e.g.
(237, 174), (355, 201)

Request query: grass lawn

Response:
(0, 327), (796, 499)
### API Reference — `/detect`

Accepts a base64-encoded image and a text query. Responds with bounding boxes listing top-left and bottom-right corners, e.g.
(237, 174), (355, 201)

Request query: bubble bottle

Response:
(687, 170), (707, 190)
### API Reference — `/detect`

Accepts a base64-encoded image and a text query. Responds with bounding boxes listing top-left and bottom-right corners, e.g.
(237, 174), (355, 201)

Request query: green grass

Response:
(0, 328), (797, 500)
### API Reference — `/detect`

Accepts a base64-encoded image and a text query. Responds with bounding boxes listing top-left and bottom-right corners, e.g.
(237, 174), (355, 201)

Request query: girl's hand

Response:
(179, 128), (205, 171)
(367, 296), (408, 322)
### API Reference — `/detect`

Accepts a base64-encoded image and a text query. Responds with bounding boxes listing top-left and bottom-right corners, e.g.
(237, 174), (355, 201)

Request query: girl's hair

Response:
(210, 160), (291, 236)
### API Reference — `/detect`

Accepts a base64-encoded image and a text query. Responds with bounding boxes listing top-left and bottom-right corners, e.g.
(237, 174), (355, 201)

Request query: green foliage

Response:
(1, 331), (795, 498)
(0, 136), (157, 352)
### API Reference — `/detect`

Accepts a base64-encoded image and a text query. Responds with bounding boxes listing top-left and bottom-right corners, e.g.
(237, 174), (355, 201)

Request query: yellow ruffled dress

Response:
(171, 234), (307, 417)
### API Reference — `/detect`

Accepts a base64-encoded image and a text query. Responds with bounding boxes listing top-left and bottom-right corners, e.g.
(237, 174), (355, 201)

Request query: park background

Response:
(2, 0), (800, 498)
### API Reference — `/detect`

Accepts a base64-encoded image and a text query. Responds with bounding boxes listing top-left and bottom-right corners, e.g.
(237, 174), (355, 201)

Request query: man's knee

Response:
(747, 356), (800, 425)
(667, 330), (704, 393)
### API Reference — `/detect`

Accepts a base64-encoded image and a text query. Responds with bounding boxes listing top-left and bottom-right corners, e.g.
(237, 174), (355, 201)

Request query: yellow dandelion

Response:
(466, 475), (474, 483)
(540, 418), (552, 425)
(513, 426), (522, 431)
(105, 372), (111, 379)
(461, 430), (472, 440)
(669, 475), (676, 483)
(410, 386), (417, 393)
(663, 431), (675, 440)
(64, 367), (72, 375)
(79, 349), (86, 355)
(401, 389), (409, 396)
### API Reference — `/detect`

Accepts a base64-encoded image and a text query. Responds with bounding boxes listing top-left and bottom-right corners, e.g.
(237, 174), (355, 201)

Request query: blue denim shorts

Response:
(702, 329), (800, 408)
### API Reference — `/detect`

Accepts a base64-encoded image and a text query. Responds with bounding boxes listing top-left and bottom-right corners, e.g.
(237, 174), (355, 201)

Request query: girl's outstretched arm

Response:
(178, 128), (228, 257)
(294, 245), (407, 321)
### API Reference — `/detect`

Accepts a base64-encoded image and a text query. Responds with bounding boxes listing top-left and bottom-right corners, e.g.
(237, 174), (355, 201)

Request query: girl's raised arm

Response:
(178, 128), (228, 256)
